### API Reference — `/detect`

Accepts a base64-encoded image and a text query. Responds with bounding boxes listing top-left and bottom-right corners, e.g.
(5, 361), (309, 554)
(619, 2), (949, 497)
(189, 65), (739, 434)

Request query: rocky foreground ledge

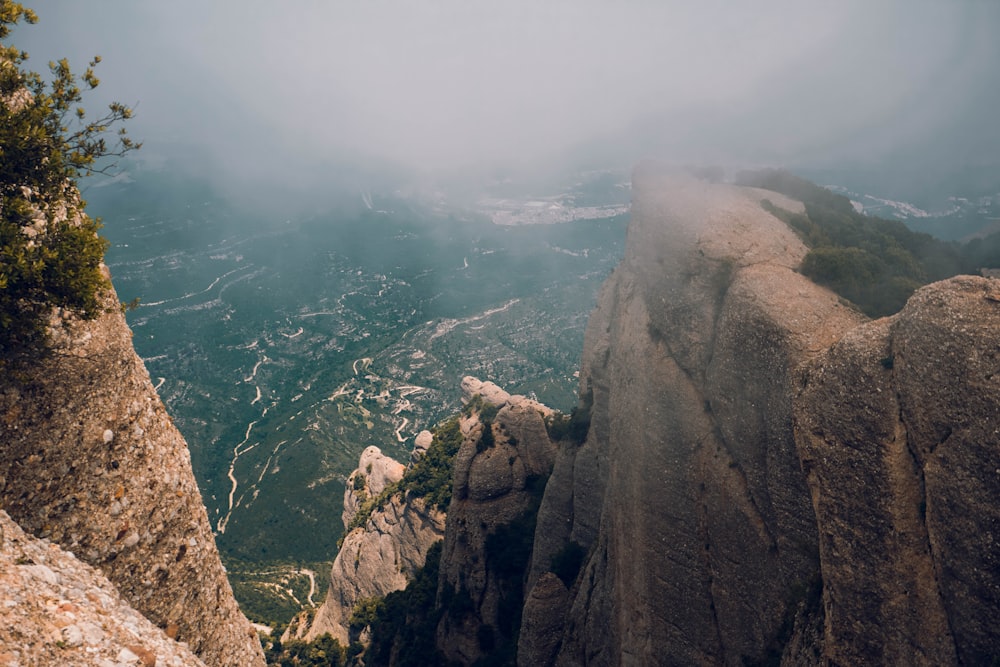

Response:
(0, 510), (205, 666)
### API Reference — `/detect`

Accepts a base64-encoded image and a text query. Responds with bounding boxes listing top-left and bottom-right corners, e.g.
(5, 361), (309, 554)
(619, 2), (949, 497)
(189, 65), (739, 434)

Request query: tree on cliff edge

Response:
(0, 0), (139, 363)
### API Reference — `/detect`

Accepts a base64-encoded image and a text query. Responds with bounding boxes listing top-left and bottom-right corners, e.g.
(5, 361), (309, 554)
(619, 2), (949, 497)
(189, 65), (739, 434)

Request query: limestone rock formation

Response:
(412, 430), (434, 462)
(270, 165), (1000, 665)
(0, 287), (265, 667)
(0, 510), (206, 666)
(460, 376), (513, 407)
(520, 164), (866, 665)
(517, 572), (569, 667)
(288, 446), (445, 645)
(437, 382), (558, 664)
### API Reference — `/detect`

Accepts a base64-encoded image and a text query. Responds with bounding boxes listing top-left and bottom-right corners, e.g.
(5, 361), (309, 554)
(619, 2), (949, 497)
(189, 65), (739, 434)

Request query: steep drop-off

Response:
(0, 285), (266, 666)
(516, 163), (1000, 665)
(435, 378), (558, 665)
(241, 163), (1000, 666)
(288, 376), (560, 663)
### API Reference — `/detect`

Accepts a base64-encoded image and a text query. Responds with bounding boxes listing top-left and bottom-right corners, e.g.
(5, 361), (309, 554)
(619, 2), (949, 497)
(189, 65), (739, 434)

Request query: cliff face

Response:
(795, 276), (1000, 666)
(521, 165), (862, 665)
(436, 378), (558, 665)
(289, 446), (445, 646)
(0, 287), (265, 666)
(518, 164), (1000, 665)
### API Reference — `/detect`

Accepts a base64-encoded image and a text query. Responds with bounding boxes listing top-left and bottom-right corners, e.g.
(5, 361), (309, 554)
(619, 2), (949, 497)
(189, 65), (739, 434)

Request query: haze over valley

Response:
(81, 166), (626, 618)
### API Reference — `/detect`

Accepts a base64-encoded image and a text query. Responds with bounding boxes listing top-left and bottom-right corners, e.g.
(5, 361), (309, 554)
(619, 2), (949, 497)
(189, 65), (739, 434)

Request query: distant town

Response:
(478, 196), (630, 226)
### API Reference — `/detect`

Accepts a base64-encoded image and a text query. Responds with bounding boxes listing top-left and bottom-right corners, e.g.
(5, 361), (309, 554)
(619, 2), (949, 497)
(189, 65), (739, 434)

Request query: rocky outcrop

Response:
(795, 276), (1000, 666)
(412, 430), (434, 462)
(516, 163), (1000, 665)
(517, 572), (570, 667)
(0, 288), (265, 667)
(289, 446), (445, 645)
(0, 510), (205, 666)
(521, 165), (862, 666)
(341, 446), (406, 529)
(436, 379), (557, 664)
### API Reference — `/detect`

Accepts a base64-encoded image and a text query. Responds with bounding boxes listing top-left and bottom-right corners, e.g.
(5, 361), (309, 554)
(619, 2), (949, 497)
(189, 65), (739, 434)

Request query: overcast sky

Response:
(11, 1), (1000, 185)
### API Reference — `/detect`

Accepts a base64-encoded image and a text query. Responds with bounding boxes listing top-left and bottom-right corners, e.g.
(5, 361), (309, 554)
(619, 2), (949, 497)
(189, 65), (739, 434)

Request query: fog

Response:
(13, 1), (1000, 193)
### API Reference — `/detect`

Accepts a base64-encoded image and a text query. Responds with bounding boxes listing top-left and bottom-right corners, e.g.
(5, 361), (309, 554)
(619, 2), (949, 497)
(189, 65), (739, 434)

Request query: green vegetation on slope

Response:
(264, 631), (351, 667)
(93, 166), (627, 564)
(739, 169), (973, 317)
(224, 559), (331, 628)
(339, 415), (465, 548)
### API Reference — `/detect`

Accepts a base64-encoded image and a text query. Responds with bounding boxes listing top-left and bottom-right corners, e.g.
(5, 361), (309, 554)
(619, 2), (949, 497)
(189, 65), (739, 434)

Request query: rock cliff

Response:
(297, 164), (1000, 665)
(0, 286), (266, 666)
(435, 378), (557, 664)
(795, 275), (1000, 666)
(515, 163), (1000, 665)
(287, 445), (446, 645)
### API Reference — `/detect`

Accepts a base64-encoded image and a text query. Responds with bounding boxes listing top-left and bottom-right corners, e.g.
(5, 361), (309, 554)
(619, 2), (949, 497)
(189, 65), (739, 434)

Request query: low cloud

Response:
(14, 1), (1000, 188)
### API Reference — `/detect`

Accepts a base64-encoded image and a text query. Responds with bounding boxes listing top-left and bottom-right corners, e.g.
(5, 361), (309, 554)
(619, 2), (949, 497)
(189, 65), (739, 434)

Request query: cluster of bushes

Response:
(740, 169), (977, 317)
(348, 596), (386, 636)
(462, 393), (500, 422)
(475, 418), (495, 453)
(339, 415), (464, 548)
(263, 632), (355, 667)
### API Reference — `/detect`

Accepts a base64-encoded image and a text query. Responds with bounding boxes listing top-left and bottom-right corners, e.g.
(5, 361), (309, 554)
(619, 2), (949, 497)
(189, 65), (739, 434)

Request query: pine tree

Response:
(0, 1), (139, 362)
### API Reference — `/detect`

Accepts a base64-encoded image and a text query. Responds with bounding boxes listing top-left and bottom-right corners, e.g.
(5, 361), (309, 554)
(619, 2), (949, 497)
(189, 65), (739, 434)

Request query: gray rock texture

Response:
(0, 510), (206, 666)
(521, 164), (864, 666)
(437, 386), (557, 665)
(0, 286), (265, 667)
(342, 446), (406, 529)
(795, 276), (1000, 666)
(517, 572), (570, 667)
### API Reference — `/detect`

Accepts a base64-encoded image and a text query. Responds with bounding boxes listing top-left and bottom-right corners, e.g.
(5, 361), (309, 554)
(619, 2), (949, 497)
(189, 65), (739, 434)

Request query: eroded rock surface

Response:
(519, 164), (1000, 665)
(0, 288), (265, 667)
(437, 384), (557, 665)
(796, 276), (1000, 666)
(342, 446), (406, 529)
(288, 447), (445, 645)
(0, 510), (206, 667)
(522, 165), (864, 666)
